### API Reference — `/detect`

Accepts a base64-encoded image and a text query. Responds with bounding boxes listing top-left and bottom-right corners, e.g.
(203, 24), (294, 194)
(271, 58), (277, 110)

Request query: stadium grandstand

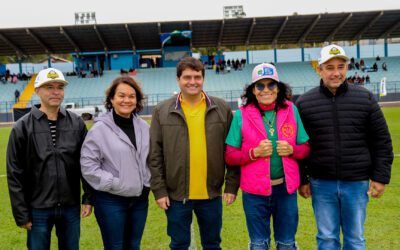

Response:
(1, 9), (400, 121)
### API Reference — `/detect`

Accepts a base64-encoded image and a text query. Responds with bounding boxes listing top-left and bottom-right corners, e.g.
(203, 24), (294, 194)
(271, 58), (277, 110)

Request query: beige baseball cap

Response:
(34, 68), (68, 88)
(318, 44), (349, 65)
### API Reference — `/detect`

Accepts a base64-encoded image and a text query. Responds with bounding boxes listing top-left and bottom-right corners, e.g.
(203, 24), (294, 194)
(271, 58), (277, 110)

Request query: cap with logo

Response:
(251, 63), (279, 84)
(318, 44), (349, 65)
(34, 68), (68, 89)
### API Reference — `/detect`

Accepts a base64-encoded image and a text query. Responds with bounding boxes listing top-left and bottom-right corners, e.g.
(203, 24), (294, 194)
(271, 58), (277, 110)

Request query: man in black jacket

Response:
(296, 44), (393, 250)
(7, 68), (93, 250)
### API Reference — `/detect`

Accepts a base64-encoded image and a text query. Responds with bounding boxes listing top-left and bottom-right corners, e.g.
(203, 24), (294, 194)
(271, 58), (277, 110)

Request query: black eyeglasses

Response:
(255, 81), (277, 91)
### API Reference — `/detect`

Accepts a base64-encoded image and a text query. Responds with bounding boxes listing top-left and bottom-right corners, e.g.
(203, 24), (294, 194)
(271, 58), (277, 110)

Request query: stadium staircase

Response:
(12, 74), (36, 109)
(310, 60), (318, 71)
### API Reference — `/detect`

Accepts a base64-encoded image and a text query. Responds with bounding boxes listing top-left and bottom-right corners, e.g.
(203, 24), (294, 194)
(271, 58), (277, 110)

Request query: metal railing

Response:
(1, 81), (399, 121)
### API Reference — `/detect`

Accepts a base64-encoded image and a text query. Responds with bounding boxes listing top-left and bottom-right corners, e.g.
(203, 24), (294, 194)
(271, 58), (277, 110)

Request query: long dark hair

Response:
(104, 76), (144, 114)
(241, 81), (292, 114)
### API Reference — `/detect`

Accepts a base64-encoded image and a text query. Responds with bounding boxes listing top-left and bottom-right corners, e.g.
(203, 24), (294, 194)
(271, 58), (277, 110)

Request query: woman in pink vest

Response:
(225, 63), (310, 250)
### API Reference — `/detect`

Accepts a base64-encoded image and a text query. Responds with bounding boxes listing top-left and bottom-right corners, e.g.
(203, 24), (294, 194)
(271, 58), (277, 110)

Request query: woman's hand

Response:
(81, 204), (93, 218)
(276, 140), (293, 156)
(254, 139), (273, 157)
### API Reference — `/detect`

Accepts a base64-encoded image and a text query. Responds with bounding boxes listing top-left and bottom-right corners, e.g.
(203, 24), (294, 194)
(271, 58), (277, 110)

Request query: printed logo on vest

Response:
(281, 123), (294, 138)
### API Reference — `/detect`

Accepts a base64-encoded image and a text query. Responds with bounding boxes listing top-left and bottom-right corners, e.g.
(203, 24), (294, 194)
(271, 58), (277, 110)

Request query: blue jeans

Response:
(242, 184), (298, 250)
(310, 178), (369, 250)
(94, 188), (149, 250)
(166, 197), (222, 250)
(27, 205), (80, 250)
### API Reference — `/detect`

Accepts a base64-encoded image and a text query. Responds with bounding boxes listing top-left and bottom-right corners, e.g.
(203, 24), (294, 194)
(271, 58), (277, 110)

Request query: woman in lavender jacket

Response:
(80, 76), (150, 250)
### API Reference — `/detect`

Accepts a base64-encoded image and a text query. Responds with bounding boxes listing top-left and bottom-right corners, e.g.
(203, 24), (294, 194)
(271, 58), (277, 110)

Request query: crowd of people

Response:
(0, 70), (32, 84)
(202, 58), (246, 74)
(348, 56), (388, 72)
(6, 45), (393, 250)
(347, 72), (371, 84)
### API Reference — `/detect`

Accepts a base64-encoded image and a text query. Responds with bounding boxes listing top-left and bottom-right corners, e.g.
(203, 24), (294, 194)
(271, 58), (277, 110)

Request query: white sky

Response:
(0, 0), (398, 28)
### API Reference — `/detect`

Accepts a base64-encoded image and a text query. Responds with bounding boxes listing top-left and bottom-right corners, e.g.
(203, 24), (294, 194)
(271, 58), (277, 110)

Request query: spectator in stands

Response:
(360, 59), (365, 68)
(382, 62), (387, 71)
(240, 58), (246, 68)
(236, 59), (241, 70)
(348, 57), (355, 70)
(149, 57), (240, 249)
(360, 76), (365, 85)
(376, 55), (381, 61)
(11, 74), (18, 84)
(91, 69), (98, 77)
(14, 89), (20, 103)
(220, 64), (225, 74)
(7, 68), (93, 250)
(80, 70), (87, 78)
(225, 63), (309, 250)
(347, 76), (353, 84)
(296, 44), (393, 250)
(128, 68), (137, 77)
(0, 74), (5, 84)
(355, 61), (360, 70)
(5, 69), (10, 82)
(366, 74), (370, 84)
(373, 62), (378, 72)
(80, 76), (150, 249)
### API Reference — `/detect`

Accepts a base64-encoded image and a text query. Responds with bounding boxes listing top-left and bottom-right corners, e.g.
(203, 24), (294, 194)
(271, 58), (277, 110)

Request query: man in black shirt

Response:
(7, 68), (93, 250)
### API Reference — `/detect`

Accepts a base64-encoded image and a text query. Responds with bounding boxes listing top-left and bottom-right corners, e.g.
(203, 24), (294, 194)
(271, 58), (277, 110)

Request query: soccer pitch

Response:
(0, 107), (399, 249)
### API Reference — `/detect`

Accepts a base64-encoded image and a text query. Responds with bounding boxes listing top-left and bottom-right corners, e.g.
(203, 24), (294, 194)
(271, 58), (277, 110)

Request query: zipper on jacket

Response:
(331, 95), (341, 178)
(51, 120), (61, 206)
(203, 105), (217, 199)
(173, 109), (190, 203)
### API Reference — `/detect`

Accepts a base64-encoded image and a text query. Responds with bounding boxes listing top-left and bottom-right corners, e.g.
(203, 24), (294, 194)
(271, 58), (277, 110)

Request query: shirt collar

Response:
(32, 104), (66, 120)
(175, 91), (211, 109)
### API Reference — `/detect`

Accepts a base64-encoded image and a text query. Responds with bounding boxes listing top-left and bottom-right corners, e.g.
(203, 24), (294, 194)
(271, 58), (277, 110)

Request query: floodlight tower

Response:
(74, 12), (97, 25)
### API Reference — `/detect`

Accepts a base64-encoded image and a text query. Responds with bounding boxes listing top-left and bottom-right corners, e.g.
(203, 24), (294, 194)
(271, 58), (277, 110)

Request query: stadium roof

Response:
(1, 9), (400, 57)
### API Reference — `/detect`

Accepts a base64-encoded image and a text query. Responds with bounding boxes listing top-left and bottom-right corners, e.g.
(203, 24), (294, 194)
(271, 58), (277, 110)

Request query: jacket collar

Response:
(32, 104), (66, 120)
(174, 91), (212, 110)
(96, 111), (140, 149)
(319, 79), (348, 97)
(243, 101), (291, 138)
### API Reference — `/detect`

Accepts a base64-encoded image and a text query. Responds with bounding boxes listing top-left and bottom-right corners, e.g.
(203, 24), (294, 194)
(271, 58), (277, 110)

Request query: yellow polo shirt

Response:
(181, 94), (209, 199)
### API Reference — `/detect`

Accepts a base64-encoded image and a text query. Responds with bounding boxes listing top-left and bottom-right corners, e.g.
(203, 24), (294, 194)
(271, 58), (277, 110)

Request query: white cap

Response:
(318, 44), (349, 65)
(34, 68), (68, 88)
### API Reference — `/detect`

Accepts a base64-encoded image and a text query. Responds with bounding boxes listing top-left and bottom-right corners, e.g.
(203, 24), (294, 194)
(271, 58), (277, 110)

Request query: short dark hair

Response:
(241, 81), (292, 114)
(104, 76), (144, 114)
(176, 57), (205, 78)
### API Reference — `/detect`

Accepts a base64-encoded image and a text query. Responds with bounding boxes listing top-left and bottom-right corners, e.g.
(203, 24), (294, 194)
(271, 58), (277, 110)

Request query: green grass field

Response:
(0, 107), (399, 249)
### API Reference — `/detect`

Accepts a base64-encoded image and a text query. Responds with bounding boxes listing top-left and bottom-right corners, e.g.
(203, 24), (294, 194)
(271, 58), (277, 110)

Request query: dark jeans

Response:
(27, 205), (80, 250)
(94, 188), (149, 250)
(166, 197), (222, 250)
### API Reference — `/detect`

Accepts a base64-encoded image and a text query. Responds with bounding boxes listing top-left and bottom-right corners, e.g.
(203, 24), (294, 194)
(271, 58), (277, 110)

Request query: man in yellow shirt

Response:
(150, 57), (240, 249)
